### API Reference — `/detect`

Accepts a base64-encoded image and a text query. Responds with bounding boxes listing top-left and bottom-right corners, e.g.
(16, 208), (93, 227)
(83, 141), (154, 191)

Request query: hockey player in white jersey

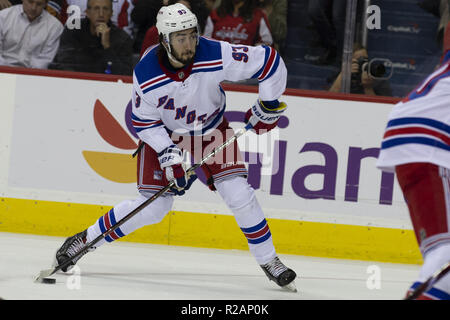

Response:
(54, 3), (297, 291)
(377, 44), (450, 299)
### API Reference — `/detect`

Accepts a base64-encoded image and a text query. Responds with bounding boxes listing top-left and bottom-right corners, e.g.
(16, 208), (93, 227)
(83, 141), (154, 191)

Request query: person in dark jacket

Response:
(131, 0), (164, 53)
(50, 0), (133, 75)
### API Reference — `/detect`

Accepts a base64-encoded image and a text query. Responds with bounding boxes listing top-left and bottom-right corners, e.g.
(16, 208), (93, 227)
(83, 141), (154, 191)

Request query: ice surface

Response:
(0, 232), (420, 300)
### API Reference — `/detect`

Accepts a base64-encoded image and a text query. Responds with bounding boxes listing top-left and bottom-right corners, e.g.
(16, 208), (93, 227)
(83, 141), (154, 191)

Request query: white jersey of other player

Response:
(131, 37), (287, 153)
(377, 51), (450, 172)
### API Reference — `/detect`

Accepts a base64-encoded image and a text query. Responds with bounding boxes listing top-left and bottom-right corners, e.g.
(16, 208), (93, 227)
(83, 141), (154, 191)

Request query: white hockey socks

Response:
(215, 176), (277, 265)
(85, 193), (173, 248)
(413, 243), (450, 298)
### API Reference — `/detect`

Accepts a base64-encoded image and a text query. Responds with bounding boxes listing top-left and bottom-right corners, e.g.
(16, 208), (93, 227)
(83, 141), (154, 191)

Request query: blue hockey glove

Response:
(244, 99), (287, 134)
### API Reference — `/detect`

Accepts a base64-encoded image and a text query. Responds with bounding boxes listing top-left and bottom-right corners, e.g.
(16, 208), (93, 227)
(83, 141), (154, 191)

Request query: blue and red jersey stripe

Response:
(408, 282), (450, 300)
(252, 46), (280, 83)
(98, 209), (126, 243)
(381, 117), (450, 151)
(240, 219), (272, 244)
(131, 113), (163, 132)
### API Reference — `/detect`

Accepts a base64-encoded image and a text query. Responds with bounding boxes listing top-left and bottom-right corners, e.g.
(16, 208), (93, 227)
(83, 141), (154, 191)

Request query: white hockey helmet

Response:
(156, 3), (199, 53)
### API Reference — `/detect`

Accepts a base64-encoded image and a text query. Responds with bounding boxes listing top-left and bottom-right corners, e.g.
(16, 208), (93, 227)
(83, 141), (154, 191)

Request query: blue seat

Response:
(283, 0), (443, 97)
(370, 0), (438, 17)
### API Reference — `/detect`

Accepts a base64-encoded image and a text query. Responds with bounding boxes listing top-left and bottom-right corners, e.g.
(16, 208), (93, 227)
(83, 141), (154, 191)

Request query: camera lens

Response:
(369, 62), (386, 78)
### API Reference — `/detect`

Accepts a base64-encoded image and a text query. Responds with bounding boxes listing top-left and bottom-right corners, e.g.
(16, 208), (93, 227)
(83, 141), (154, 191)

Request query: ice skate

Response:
(260, 256), (297, 292)
(54, 230), (94, 272)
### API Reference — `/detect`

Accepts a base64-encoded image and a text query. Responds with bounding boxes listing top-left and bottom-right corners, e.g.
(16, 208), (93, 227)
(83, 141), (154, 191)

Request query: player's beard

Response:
(173, 48), (195, 66)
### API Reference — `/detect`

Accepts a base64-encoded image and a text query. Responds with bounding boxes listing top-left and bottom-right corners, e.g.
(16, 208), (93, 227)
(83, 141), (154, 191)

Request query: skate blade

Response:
(34, 268), (54, 283)
(282, 281), (298, 293)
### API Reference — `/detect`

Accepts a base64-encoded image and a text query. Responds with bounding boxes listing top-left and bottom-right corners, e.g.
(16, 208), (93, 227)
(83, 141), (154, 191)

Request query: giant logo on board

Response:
(82, 99), (137, 183)
(82, 99), (396, 205)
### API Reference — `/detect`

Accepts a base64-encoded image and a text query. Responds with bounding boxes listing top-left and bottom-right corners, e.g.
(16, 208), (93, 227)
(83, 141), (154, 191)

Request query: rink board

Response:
(0, 197), (420, 264)
(0, 67), (422, 264)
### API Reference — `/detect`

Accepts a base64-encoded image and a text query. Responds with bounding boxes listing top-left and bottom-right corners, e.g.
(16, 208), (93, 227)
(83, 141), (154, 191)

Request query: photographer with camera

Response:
(329, 43), (393, 96)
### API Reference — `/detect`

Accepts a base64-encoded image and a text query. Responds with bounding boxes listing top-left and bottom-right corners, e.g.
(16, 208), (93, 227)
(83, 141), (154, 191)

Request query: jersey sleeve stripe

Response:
(132, 120), (162, 127)
(251, 46), (269, 79)
(131, 113), (163, 132)
(258, 46), (277, 81)
(133, 121), (163, 132)
(381, 137), (450, 151)
(383, 127), (450, 145)
(131, 112), (157, 122)
(386, 117), (450, 134)
(381, 117), (450, 151)
(259, 53), (280, 83)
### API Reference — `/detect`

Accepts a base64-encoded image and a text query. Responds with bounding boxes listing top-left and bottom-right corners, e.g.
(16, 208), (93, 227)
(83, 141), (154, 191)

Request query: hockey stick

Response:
(35, 122), (253, 282)
(404, 261), (450, 300)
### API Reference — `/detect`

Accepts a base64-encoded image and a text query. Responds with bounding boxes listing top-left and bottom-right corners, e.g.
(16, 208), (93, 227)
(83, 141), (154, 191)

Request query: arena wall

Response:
(0, 67), (422, 264)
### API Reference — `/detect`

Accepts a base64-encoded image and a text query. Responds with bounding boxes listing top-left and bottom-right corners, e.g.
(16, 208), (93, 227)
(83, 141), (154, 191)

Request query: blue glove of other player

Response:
(244, 99), (287, 135)
(158, 145), (196, 195)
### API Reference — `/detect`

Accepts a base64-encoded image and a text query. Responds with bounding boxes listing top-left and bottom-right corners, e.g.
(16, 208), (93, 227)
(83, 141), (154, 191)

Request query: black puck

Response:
(42, 278), (56, 284)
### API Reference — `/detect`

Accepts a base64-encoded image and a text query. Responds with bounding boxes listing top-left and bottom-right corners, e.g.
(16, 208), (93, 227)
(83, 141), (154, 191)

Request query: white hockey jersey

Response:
(131, 37), (287, 153)
(376, 51), (450, 172)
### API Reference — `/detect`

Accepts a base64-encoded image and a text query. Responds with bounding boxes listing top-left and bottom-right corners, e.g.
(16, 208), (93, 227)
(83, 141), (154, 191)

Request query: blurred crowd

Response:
(0, 0), (448, 96)
(0, 0), (287, 75)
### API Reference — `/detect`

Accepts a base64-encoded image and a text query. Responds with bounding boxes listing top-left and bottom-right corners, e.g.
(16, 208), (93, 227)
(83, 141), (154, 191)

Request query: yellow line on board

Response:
(0, 197), (422, 264)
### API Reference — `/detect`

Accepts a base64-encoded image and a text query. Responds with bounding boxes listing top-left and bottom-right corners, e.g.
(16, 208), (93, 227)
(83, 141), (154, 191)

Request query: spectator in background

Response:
(0, 0), (19, 9)
(139, 0), (209, 56)
(438, 0), (450, 49)
(0, 0), (67, 23)
(131, 0), (165, 53)
(418, 0), (450, 53)
(257, 0), (286, 54)
(443, 18), (450, 58)
(65, 0), (134, 37)
(0, 0), (20, 9)
(46, 0), (68, 23)
(204, 0), (273, 46)
(329, 43), (392, 96)
(205, 0), (220, 11)
(0, 0), (64, 69)
(308, 0), (346, 65)
(50, 0), (133, 75)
